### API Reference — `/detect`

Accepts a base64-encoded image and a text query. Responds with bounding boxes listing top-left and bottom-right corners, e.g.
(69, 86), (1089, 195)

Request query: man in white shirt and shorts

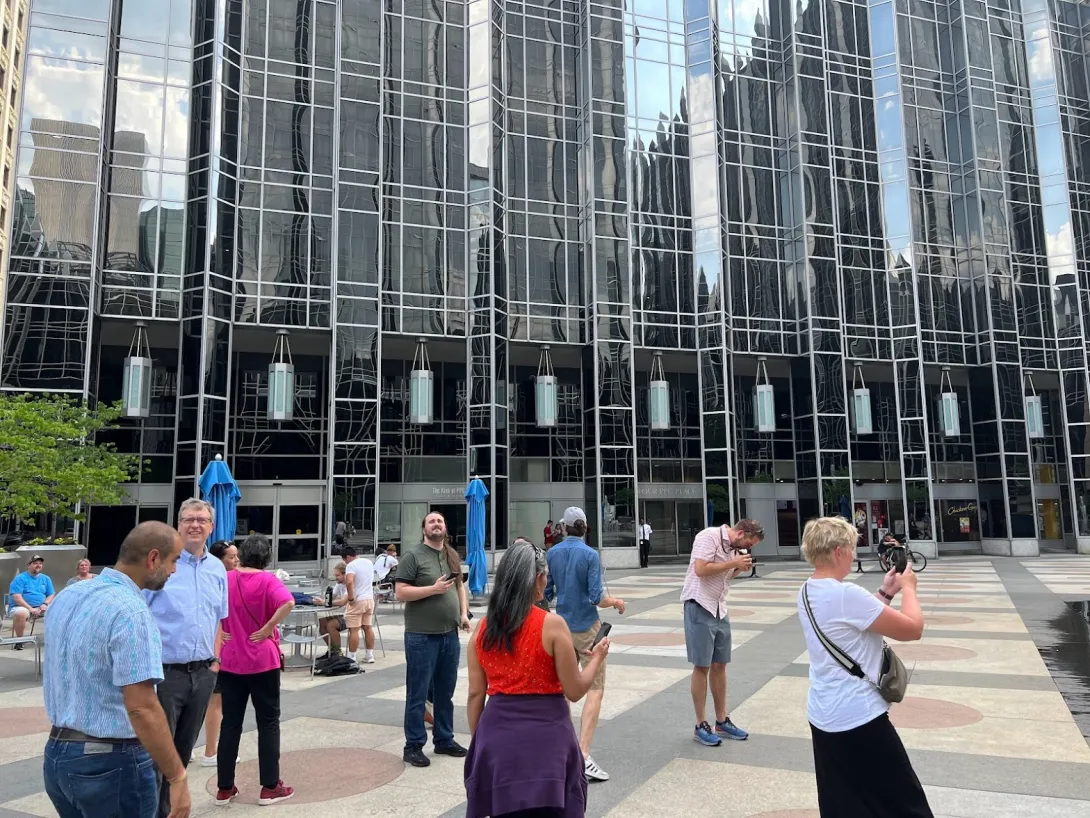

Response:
(342, 547), (376, 664)
(680, 518), (763, 746)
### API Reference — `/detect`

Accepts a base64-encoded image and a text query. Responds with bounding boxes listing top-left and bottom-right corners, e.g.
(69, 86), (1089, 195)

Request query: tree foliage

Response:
(0, 393), (141, 524)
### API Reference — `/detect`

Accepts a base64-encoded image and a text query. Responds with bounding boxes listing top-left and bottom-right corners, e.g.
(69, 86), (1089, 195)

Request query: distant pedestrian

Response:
(544, 520), (555, 548)
(544, 507), (626, 782)
(201, 541), (239, 767)
(342, 546), (376, 665)
(682, 519), (763, 747)
(465, 541), (609, 818)
(43, 521), (190, 818)
(214, 534), (296, 807)
(65, 559), (97, 587)
(638, 519), (653, 568)
(7, 554), (55, 645)
(144, 499), (228, 818)
(395, 511), (471, 768)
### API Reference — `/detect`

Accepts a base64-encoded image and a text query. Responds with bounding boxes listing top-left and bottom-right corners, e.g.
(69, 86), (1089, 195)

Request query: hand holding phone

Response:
(442, 571), (458, 582)
(591, 621), (612, 649)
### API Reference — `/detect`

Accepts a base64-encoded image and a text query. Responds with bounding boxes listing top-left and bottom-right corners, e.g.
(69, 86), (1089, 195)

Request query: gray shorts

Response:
(683, 600), (731, 667)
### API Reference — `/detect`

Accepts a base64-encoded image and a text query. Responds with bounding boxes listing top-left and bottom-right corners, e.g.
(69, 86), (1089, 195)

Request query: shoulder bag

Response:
(235, 572), (285, 672)
(802, 583), (908, 703)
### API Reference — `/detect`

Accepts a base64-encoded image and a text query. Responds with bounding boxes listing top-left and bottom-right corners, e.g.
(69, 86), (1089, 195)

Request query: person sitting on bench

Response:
(318, 563), (349, 656)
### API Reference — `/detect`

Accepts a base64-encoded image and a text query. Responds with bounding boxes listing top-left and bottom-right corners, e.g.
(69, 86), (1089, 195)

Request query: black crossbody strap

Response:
(802, 583), (866, 681)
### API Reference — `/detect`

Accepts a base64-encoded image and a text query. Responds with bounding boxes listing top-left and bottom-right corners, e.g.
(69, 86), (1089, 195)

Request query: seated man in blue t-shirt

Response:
(7, 554), (56, 644)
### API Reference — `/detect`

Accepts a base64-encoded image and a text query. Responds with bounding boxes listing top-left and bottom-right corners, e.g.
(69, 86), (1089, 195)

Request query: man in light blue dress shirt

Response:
(144, 498), (229, 818)
(43, 521), (191, 818)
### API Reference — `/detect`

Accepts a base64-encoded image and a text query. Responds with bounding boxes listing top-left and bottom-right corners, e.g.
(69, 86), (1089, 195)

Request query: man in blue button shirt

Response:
(544, 507), (626, 783)
(7, 554), (55, 644)
(44, 521), (191, 818)
(145, 498), (229, 818)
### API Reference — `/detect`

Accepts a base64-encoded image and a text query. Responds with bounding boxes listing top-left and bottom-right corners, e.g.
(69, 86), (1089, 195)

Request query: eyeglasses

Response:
(180, 516), (211, 525)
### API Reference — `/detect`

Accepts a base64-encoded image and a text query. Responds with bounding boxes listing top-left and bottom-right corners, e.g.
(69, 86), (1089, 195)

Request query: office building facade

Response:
(5, 0), (1090, 568)
(0, 0), (28, 321)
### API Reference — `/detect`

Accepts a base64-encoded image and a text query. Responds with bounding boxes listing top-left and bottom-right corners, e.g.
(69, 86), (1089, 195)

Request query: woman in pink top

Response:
(214, 534), (296, 807)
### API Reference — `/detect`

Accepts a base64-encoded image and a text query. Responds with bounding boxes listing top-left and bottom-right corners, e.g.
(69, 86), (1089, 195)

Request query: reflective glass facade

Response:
(6, 0), (1090, 565)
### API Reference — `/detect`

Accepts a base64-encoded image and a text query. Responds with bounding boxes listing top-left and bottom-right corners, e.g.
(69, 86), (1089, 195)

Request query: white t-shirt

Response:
(639, 524), (653, 540)
(797, 578), (889, 733)
(374, 554), (399, 581)
(344, 558), (374, 601)
(330, 582), (347, 607)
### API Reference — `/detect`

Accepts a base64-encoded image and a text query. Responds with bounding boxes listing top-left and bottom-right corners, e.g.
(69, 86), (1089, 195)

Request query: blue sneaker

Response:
(694, 721), (722, 746)
(715, 717), (749, 741)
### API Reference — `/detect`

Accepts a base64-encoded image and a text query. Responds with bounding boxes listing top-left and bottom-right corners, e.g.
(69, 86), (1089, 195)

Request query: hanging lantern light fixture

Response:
(535, 345), (558, 428)
(939, 366), (960, 437)
(409, 337), (434, 425)
(122, 321), (153, 419)
(754, 356), (775, 432)
(851, 361), (873, 435)
(1025, 373), (1044, 439)
(649, 351), (670, 431)
(268, 329), (295, 422)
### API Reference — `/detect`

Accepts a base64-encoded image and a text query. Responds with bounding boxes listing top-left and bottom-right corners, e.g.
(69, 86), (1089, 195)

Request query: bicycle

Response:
(878, 544), (927, 573)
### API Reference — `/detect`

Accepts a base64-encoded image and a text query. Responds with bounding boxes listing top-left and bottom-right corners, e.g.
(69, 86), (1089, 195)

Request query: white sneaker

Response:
(200, 755), (217, 767)
(363, 652), (375, 664)
(584, 755), (609, 781)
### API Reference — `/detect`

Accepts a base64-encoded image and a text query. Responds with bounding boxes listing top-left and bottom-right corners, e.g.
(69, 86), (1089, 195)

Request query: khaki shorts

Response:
(345, 598), (374, 628)
(570, 621), (607, 691)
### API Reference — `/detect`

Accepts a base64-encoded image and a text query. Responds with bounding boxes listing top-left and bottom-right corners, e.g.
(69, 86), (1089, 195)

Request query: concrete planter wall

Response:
(14, 544), (88, 591)
(0, 552), (20, 599)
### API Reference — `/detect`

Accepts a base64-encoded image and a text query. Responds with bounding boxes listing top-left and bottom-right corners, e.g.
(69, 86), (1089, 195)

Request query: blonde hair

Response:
(334, 561), (346, 577)
(801, 516), (858, 567)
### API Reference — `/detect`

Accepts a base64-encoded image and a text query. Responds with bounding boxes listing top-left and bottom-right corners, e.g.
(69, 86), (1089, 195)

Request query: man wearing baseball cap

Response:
(7, 555), (55, 647)
(544, 507), (626, 782)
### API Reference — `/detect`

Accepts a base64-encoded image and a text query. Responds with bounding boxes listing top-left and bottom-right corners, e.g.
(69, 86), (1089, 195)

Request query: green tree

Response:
(0, 393), (141, 524)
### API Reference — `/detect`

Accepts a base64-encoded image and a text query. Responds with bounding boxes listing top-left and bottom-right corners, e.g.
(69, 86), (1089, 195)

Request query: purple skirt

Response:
(464, 693), (587, 818)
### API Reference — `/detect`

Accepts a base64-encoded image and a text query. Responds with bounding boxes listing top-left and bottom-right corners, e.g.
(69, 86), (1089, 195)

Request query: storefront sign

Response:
(430, 486), (464, 499)
(640, 485), (703, 499)
(946, 502), (976, 516)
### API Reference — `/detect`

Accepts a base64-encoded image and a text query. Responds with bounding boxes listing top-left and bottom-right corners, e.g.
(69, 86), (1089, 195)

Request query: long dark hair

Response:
(421, 512), (461, 579)
(481, 541), (547, 653)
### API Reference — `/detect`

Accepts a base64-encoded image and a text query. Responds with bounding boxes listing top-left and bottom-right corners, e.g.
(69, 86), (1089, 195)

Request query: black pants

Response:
(810, 714), (934, 817)
(639, 539), (651, 567)
(156, 664), (216, 817)
(217, 669), (283, 790)
(496, 810), (563, 818)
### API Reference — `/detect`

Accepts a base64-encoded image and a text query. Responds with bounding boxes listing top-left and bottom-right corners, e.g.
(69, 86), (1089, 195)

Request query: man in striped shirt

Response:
(680, 518), (764, 747)
(43, 522), (190, 818)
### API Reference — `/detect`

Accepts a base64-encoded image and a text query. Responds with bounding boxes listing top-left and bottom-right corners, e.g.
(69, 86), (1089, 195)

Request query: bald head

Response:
(116, 521), (183, 591)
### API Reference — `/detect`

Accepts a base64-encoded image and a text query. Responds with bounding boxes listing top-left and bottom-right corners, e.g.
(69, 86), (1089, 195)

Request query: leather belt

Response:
(163, 659), (214, 672)
(49, 727), (141, 746)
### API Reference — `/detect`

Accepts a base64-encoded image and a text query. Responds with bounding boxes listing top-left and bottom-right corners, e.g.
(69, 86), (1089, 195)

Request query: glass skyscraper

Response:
(5, 0), (1090, 568)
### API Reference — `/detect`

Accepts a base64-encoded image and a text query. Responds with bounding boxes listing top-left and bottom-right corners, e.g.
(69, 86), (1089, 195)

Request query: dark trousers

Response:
(216, 669), (282, 790)
(44, 739), (157, 818)
(811, 714), (934, 817)
(156, 664), (216, 817)
(404, 629), (460, 750)
(639, 539), (651, 567)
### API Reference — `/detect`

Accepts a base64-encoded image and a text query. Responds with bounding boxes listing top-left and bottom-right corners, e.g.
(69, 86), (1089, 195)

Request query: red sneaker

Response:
(214, 786), (238, 806)
(257, 781), (295, 806)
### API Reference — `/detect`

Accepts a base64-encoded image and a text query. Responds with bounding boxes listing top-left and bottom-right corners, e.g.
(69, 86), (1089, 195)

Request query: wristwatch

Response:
(878, 589), (893, 601)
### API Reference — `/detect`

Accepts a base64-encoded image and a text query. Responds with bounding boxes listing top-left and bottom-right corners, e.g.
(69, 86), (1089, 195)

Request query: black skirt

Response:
(810, 714), (934, 818)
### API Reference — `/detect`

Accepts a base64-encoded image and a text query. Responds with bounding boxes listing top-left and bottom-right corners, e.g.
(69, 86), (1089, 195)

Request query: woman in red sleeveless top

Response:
(465, 540), (609, 818)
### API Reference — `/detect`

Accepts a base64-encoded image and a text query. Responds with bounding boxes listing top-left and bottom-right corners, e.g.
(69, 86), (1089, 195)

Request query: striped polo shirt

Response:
(44, 567), (164, 739)
(680, 526), (742, 619)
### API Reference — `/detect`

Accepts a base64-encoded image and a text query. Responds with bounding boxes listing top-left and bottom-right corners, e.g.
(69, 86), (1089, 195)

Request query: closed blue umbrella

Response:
(465, 477), (489, 597)
(199, 454), (242, 545)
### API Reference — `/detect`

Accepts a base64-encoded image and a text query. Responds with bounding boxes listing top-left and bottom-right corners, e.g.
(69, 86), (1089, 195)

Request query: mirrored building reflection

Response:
(5, 0), (1090, 569)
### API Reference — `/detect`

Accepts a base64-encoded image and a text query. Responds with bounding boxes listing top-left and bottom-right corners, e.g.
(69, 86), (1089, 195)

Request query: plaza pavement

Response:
(1, 555), (1090, 816)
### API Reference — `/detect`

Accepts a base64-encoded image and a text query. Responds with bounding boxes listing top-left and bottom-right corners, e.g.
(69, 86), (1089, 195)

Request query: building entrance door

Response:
(235, 483), (325, 573)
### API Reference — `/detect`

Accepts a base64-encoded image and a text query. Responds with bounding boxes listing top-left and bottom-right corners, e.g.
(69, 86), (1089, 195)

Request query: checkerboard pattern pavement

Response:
(2, 554), (1089, 816)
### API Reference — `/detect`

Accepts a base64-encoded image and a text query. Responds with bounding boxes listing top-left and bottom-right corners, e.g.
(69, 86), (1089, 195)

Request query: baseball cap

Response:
(560, 507), (587, 526)
(28, 554), (44, 564)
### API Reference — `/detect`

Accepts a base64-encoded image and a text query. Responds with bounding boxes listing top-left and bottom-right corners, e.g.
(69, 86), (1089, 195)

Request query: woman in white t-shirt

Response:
(797, 516), (931, 817)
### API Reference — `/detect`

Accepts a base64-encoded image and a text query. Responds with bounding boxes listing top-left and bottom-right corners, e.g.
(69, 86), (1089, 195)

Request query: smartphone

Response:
(590, 622), (612, 649)
(441, 571), (458, 582)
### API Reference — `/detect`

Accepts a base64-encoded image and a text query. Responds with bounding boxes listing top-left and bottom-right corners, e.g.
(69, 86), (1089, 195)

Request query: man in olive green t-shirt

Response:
(394, 511), (470, 768)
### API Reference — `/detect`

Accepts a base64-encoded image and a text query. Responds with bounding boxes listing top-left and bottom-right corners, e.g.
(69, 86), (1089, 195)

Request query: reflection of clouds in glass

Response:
(22, 57), (106, 131)
(1025, 36), (1055, 86)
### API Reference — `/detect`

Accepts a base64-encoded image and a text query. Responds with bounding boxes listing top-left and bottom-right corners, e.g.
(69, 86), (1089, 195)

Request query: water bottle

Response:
(325, 585), (333, 607)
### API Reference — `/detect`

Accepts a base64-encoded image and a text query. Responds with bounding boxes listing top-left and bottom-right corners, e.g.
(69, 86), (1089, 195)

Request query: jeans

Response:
(155, 664), (217, 817)
(217, 669), (282, 790)
(43, 738), (157, 818)
(404, 629), (460, 750)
